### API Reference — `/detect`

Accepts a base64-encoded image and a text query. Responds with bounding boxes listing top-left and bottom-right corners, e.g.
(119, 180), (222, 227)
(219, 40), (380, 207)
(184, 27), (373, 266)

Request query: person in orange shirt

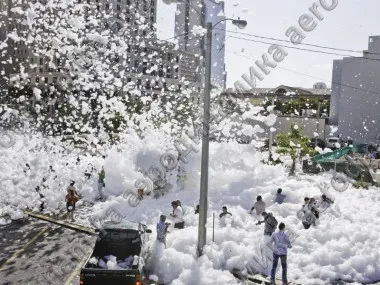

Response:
(65, 189), (79, 222)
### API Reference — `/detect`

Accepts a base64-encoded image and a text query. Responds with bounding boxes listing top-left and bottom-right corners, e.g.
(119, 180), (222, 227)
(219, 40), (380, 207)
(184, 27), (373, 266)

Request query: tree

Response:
(276, 123), (317, 175)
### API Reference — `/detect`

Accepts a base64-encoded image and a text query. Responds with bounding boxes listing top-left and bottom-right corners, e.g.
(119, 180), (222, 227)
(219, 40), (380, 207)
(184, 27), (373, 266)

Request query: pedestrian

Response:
(170, 201), (184, 229)
(267, 222), (292, 285)
(257, 212), (278, 236)
(156, 214), (170, 248)
(300, 197), (318, 229)
(219, 206), (232, 219)
(274, 188), (286, 204)
(84, 163), (95, 180)
(176, 199), (185, 214)
(137, 188), (144, 200)
(65, 189), (79, 222)
(98, 166), (105, 200)
(67, 181), (80, 197)
(249, 195), (266, 216)
(309, 198), (319, 219)
(321, 194), (334, 205)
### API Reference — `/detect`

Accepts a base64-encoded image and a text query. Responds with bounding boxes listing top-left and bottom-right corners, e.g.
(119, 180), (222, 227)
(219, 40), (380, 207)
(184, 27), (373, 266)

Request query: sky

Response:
(156, 0), (380, 89)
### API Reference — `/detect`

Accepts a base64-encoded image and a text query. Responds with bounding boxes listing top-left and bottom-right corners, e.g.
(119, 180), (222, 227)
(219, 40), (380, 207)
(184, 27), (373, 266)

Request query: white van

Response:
(326, 137), (342, 150)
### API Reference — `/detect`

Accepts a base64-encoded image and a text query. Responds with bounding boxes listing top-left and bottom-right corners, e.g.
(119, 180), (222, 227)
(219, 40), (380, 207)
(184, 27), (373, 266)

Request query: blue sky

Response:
(157, 0), (380, 89)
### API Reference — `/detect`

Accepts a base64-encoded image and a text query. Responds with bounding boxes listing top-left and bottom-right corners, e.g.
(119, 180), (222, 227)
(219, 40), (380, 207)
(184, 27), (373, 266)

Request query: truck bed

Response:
(81, 227), (144, 285)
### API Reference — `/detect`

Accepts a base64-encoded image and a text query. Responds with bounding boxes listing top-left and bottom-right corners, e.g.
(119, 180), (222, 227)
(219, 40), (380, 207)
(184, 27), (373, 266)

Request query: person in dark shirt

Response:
(219, 206), (232, 218)
(274, 188), (286, 204)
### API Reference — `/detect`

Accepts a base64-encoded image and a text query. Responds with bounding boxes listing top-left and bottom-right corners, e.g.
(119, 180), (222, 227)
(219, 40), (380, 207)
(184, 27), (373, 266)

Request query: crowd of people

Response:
(155, 188), (334, 285)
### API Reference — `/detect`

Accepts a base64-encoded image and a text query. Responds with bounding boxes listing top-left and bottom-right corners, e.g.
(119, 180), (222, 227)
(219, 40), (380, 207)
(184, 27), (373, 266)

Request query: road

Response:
(0, 218), (95, 285)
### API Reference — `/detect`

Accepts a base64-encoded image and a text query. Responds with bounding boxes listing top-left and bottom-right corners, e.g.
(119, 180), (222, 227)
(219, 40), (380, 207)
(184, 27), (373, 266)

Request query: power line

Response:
(224, 34), (353, 57)
(159, 30), (380, 62)
(218, 28), (380, 56)
(225, 49), (380, 96)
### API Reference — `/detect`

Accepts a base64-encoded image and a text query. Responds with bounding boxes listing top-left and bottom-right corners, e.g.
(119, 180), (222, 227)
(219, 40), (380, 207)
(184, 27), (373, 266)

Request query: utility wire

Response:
(225, 34), (354, 57)
(225, 50), (380, 95)
(160, 30), (380, 62)
(218, 28), (380, 56)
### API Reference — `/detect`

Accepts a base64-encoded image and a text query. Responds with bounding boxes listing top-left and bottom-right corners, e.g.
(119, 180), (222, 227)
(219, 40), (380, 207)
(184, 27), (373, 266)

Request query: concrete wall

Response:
(329, 36), (380, 144)
(272, 116), (326, 140)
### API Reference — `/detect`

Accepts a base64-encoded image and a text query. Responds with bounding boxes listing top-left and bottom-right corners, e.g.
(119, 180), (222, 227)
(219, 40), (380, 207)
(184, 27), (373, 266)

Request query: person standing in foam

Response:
(267, 222), (292, 285)
(274, 188), (286, 204)
(170, 201), (184, 229)
(250, 195), (266, 217)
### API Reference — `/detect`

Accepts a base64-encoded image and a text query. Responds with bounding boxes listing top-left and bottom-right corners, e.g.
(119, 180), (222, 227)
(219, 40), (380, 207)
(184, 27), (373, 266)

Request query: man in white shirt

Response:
(250, 195), (266, 216)
(267, 222), (292, 285)
(170, 201), (184, 229)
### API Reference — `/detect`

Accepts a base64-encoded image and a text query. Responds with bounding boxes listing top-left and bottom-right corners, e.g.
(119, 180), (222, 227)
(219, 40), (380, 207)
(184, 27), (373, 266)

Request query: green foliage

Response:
(352, 175), (369, 190)
(263, 98), (330, 117)
(276, 123), (316, 174)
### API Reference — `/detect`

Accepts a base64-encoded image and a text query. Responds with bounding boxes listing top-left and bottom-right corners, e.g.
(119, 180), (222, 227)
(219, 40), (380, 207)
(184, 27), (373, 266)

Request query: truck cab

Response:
(80, 220), (151, 285)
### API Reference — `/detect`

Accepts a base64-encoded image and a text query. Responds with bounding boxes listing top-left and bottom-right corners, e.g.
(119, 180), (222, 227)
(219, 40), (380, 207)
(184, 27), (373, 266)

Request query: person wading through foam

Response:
(170, 201), (184, 229)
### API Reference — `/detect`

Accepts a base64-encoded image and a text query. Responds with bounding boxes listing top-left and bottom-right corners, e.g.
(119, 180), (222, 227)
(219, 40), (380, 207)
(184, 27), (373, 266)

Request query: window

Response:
(40, 58), (43, 65)
(39, 68), (43, 73)
(105, 3), (109, 9)
(127, 78), (132, 82)
(163, 82), (167, 90)
(117, 4), (120, 11)
(87, 0), (90, 3)
(158, 65), (163, 77)
(44, 77), (48, 83)
(53, 77), (57, 83)
(30, 58), (34, 64)
(176, 56), (179, 63)
(35, 77), (40, 83)
(142, 30), (146, 36)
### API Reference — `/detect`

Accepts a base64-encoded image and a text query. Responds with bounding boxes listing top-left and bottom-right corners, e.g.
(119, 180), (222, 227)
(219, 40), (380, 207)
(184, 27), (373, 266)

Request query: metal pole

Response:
(268, 97), (274, 161)
(197, 22), (212, 257)
(316, 100), (321, 137)
(212, 212), (215, 242)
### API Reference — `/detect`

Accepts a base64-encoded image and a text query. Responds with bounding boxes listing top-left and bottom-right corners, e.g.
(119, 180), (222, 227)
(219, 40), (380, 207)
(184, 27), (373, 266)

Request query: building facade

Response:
(204, 0), (226, 89)
(175, 0), (226, 89)
(329, 36), (380, 144)
(2, 0), (201, 99)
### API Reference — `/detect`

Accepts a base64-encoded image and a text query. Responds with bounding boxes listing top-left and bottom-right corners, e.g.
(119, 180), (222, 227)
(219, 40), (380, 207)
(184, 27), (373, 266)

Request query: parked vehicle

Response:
(80, 220), (152, 285)
(326, 137), (343, 150)
(308, 138), (326, 149)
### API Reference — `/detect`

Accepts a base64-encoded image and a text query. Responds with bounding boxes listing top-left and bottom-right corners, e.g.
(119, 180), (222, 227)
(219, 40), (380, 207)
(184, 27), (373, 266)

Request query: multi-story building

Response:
(329, 36), (380, 144)
(204, 0), (226, 89)
(2, 0), (201, 102)
(175, 0), (226, 89)
(174, 0), (204, 56)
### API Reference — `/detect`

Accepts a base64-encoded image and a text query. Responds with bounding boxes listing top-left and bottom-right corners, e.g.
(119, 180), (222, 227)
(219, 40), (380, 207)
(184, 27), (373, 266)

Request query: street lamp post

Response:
(160, 0), (247, 257)
(197, 18), (247, 257)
